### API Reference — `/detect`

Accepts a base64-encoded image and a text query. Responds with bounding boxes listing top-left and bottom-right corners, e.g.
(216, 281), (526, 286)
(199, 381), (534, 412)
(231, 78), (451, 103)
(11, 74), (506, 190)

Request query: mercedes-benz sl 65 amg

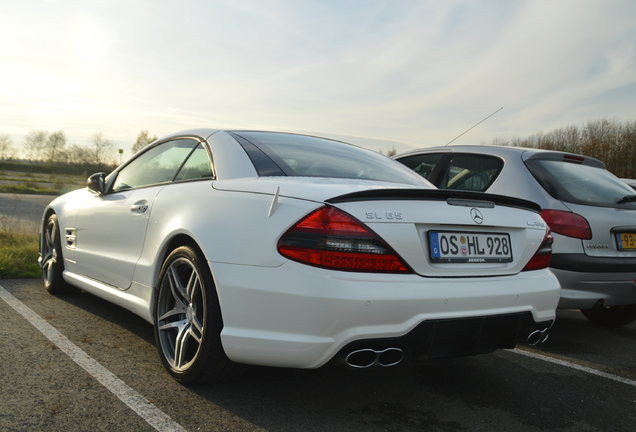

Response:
(39, 130), (559, 383)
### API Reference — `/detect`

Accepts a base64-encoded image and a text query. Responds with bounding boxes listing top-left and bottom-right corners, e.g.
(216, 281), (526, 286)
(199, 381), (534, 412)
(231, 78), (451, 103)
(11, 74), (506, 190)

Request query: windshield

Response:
(232, 131), (429, 186)
(526, 159), (636, 209)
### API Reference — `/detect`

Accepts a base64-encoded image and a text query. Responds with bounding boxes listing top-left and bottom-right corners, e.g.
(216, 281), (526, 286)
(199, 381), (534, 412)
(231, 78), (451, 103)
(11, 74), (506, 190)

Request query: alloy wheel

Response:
(156, 256), (207, 371)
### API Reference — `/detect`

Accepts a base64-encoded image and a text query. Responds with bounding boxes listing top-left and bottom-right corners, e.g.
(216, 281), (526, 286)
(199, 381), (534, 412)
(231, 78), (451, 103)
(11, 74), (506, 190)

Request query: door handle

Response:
(131, 201), (149, 214)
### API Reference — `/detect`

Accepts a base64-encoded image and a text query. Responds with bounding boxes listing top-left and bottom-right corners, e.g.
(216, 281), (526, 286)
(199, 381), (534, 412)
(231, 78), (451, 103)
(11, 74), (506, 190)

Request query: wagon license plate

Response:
(428, 231), (513, 263)
(616, 232), (636, 251)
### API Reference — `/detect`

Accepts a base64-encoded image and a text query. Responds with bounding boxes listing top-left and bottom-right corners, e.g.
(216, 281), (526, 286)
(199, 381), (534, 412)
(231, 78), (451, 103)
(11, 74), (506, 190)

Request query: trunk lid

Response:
(563, 201), (636, 258)
(326, 189), (547, 277)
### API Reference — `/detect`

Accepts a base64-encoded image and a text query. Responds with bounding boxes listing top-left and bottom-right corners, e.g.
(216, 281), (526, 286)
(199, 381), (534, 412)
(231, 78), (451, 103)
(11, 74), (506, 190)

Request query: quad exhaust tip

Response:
(526, 328), (550, 346)
(345, 348), (404, 369)
(343, 327), (549, 368)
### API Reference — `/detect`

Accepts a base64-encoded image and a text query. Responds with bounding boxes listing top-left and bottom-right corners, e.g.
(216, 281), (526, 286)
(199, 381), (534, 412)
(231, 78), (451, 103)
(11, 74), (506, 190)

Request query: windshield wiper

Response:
(617, 195), (636, 205)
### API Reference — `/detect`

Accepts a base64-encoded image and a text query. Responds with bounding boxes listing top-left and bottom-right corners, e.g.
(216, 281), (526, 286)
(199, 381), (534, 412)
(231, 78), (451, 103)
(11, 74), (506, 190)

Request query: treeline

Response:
(4, 121), (636, 178)
(0, 129), (157, 173)
(1, 130), (115, 168)
(486, 118), (636, 178)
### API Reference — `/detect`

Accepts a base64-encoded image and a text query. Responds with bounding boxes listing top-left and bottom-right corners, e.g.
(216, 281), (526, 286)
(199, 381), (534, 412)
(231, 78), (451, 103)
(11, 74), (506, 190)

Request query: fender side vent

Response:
(65, 228), (77, 249)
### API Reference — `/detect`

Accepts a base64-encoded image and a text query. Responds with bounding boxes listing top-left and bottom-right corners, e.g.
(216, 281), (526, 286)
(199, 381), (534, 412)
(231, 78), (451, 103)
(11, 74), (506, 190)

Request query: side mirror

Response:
(87, 172), (106, 195)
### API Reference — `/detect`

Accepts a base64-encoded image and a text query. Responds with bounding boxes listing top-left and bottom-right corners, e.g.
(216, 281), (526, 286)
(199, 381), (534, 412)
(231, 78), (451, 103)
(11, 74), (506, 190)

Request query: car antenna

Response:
(445, 107), (503, 146)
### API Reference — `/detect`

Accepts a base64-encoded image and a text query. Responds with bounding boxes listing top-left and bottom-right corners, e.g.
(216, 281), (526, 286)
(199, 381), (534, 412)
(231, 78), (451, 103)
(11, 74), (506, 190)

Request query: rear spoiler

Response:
(326, 189), (542, 213)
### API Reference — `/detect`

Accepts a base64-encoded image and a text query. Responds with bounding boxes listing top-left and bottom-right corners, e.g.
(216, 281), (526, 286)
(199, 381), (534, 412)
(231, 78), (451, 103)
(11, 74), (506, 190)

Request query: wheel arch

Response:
(149, 233), (213, 318)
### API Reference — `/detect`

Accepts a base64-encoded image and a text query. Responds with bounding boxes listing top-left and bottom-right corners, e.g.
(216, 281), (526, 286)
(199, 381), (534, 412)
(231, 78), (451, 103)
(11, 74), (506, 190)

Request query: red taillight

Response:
(541, 210), (592, 239)
(522, 228), (554, 271)
(277, 206), (411, 273)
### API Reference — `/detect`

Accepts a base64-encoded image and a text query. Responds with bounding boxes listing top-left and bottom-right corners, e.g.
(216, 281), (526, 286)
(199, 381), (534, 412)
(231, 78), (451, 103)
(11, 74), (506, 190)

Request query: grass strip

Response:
(0, 232), (41, 279)
(0, 184), (60, 195)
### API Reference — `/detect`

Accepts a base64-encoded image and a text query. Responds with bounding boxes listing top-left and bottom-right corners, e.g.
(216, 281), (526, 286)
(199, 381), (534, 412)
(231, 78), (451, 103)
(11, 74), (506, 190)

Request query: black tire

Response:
(41, 214), (77, 294)
(581, 304), (636, 327)
(154, 245), (243, 384)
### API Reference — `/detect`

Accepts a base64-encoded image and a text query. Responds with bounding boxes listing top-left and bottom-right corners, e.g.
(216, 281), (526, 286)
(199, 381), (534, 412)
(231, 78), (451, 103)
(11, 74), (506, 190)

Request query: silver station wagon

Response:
(395, 145), (636, 326)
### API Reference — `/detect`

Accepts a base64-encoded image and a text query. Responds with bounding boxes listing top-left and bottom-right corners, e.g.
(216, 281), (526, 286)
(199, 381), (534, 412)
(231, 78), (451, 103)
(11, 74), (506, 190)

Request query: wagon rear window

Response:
(526, 159), (636, 208)
(438, 154), (503, 192)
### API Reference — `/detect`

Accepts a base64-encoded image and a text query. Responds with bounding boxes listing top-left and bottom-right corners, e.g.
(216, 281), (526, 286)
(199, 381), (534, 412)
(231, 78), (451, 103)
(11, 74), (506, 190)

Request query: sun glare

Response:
(72, 14), (108, 61)
(77, 39), (99, 59)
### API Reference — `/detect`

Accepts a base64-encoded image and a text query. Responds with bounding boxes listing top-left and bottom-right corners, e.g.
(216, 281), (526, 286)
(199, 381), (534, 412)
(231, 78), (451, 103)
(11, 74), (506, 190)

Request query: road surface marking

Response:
(511, 348), (636, 387)
(0, 283), (187, 432)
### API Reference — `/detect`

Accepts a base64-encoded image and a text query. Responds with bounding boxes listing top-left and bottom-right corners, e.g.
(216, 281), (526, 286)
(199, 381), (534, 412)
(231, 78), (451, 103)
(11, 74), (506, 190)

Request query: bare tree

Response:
(43, 130), (67, 163)
(383, 147), (397, 157)
(618, 120), (636, 178)
(489, 118), (636, 178)
(132, 130), (158, 154)
(23, 130), (48, 161)
(66, 144), (95, 166)
(92, 132), (114, 168)
(0, 134), (16, 160)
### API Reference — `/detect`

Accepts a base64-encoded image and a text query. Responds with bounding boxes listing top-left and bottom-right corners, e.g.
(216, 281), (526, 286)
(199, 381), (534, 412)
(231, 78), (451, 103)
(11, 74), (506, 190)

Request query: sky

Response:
(1, 0), (635, 160)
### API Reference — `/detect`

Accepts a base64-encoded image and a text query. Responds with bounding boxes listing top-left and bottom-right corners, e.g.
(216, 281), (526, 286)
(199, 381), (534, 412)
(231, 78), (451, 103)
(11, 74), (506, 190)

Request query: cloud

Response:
(1, 0), (635, 157)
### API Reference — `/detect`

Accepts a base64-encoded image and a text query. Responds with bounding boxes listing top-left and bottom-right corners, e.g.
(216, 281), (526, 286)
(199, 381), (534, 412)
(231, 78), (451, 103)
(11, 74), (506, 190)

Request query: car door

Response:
(73, 138), (200, 289)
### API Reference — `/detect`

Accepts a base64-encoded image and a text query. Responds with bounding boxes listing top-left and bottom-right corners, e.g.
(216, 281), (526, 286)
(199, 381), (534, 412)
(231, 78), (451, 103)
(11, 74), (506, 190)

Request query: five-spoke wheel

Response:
(154, 245), (241, 383)
(41, 214), (75, 294)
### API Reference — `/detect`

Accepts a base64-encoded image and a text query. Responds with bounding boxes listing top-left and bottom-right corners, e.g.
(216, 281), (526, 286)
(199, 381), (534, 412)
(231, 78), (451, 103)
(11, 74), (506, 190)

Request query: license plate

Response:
(616, 232), (636, 251)
(428, 231), (513, 263)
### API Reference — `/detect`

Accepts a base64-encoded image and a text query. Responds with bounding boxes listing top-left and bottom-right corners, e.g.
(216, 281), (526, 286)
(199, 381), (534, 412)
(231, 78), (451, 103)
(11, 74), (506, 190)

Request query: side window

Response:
(112, 139), (199, 191)
(395, 153), (444, 181)
(439, 154), (504, 192)
(174, 143), (214, 181)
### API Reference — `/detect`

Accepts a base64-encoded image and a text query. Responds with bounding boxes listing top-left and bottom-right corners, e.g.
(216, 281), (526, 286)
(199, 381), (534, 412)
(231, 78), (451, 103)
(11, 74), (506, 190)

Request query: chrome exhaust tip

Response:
(346, 349), (378, 369)
(526, 328), (550, 346)
(377, 348), (403, 367)
(345, 348), (404, 368)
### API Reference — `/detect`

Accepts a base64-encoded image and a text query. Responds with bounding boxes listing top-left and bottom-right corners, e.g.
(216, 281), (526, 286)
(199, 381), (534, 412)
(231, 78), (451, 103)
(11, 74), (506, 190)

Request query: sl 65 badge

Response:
(366, 212), (403, 220)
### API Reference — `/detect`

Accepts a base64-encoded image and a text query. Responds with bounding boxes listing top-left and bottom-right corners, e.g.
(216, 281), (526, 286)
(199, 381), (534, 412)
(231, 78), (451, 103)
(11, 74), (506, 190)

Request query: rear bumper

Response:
(211, 260), (560, 369)
(333, 312), (553, 368)
(549, 254), (636, 308)
(550, 253), (636, 273)
(552, 268), (636, 309)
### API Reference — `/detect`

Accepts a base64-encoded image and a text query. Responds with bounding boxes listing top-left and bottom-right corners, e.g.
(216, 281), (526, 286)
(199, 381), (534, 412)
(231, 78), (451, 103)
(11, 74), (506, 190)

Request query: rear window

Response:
(395, 153), (444, 181)
(438, 154), (503, 191)
(231, 131), (428, 186)
(526, 159), (636, 209)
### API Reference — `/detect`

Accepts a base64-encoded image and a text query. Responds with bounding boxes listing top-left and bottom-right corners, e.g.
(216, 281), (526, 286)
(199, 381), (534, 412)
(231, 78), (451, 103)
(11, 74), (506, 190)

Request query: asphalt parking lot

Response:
(1, 278), (635, 432)
(1, 193), (635, 431)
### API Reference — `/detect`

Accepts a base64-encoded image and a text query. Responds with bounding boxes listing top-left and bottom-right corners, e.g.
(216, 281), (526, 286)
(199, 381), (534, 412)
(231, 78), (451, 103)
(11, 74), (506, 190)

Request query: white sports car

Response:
(39, 129), (560, 383)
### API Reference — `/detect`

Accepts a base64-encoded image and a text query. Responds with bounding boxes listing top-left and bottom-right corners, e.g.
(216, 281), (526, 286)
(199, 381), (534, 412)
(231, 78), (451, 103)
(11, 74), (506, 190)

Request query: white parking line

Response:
(510, 348), (636, 387)
(0, 284), (187, 432)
